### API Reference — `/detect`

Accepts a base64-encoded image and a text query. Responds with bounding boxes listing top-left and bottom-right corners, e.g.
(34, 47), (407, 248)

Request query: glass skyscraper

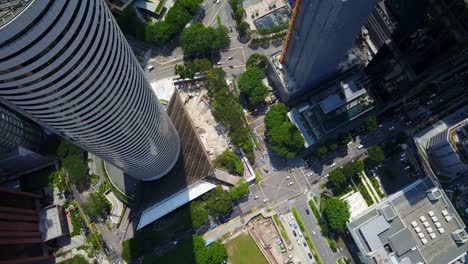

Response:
(0, 0), (180, 180)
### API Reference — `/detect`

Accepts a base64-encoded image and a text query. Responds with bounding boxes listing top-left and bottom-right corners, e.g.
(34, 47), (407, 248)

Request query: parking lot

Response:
(281, 212), (315, 263)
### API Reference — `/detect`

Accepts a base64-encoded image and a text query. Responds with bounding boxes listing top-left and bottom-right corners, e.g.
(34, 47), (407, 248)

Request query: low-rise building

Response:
(348, 177), (468, 264)
(287, 72), (375, 147)
(427, 118), (468, 178)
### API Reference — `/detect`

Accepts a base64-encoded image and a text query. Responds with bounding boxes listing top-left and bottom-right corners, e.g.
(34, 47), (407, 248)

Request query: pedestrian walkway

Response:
(203, 209), (275, 242)
(360, 172), (381, 203)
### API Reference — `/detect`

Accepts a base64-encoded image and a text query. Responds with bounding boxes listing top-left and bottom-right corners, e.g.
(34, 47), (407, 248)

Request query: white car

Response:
(146, 65), (154, 71)
(254, 195), (259, 199)
(217, 61), (222, 65)
(330, 163), (336, 167)
(288, 181), (294, 186)
(286, 175), (291, 179)
(263, 199), (268, 203)
(312, 231), (316, 236)
(358, 145), (364, 149)
(347, 141), (352, 146)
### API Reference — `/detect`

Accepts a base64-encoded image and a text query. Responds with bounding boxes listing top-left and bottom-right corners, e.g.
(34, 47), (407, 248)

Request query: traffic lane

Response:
(240, 184), (264, 213)
(203, 0), (228, 27)
(296, 203), (337, 264)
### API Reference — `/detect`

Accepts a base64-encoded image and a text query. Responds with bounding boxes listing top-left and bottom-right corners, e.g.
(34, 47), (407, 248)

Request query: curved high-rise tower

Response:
(0, 0), (180, 180)
(0, 104), (42, 152)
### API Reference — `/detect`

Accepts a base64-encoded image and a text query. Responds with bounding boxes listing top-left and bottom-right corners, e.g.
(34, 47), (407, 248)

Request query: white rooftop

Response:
(137, 181), (216, 230)
(39, 205), (66, 241)
(342, 191), (369, 220)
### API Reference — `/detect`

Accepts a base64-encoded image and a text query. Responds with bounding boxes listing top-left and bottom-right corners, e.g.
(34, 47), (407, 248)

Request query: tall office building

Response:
(279, 0), (378, 99)
(0, 0), (180, 180)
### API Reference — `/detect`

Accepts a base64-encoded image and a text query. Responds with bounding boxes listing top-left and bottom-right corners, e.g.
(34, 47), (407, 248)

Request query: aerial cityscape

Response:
(0, 0), (467, 264)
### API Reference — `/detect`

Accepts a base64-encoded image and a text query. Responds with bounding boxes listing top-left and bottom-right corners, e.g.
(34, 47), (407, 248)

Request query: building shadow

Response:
(107, 89), (218, 263)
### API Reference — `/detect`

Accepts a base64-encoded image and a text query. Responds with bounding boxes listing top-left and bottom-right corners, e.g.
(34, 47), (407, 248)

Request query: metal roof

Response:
(359, 215), (390, 252)
(137, 181), (216, 230)
(388, 228), (417, 256)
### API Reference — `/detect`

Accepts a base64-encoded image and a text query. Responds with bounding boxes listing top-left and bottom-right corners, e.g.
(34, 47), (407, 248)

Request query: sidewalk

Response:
(203, 209), (275, 242)
(359, 173), (378, 204)
(361, 172), (382, 203)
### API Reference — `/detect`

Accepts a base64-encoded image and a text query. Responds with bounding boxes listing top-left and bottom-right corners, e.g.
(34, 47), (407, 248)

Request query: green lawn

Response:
(225, 234), (267, 264)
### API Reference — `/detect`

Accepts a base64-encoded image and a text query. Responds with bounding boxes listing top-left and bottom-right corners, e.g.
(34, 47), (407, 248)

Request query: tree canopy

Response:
(322, 198), (350, 233)
(179, 0), (202, 15)
(246, 54), (268, 72)
(62, 155), (88, 188)
(238, 66), (268, 105)
(203, 186), (232, 217)
(181, 23), (229, 58)
(229, 179), (249, 201)
(364, 115), (378, 131)
(48, 169), (69, 194)
(62, 255), (89, 264)
(145, 21), (178, 45)
(264, 103), (304, 158)
(207, 242), (227, 264)
(190, 201), (209, 228)
(328, 170), (347, 190)
(315, 145), (328, 159)
(216, 150), (244, 175)
(237, 21), (250, 39)
(368, 145), (385, 165)
(338, 132), (352, 145)
(175, 58), (212, 79)
(82, 192), (110, 221)
(206, 68), (254, 163)
(193, 235), (210, 264)
(56, 139), (82, 160)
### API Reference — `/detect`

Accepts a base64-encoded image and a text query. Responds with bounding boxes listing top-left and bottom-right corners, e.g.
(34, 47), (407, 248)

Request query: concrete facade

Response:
(0, 0), (180, 180)
(281, 0), (377, 99)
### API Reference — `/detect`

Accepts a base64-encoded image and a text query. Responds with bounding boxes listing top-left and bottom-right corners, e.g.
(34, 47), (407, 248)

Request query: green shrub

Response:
(216, 150), (244, 175)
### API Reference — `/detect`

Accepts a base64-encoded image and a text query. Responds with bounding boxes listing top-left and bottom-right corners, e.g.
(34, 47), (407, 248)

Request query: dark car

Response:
(305, 209), (310, 215)
(308, 253), (313, 259)
(293, 230), (297, 237)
